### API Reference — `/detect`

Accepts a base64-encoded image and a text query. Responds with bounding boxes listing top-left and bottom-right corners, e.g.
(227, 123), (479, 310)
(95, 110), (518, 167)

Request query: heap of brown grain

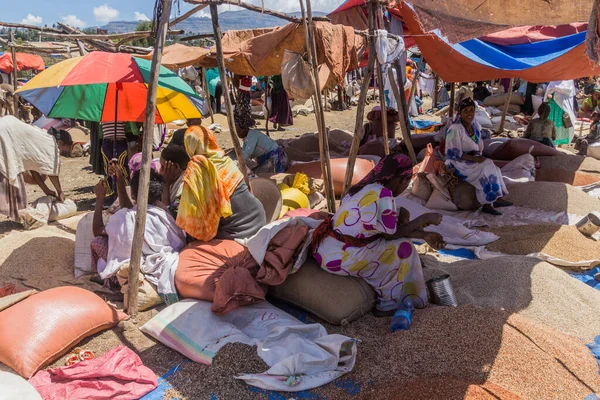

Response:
(487, 224), (599, 262)
(505, 181), (600, 215)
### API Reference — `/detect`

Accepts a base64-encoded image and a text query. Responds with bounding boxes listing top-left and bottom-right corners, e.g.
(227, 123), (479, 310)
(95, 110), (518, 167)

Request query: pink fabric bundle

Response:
(29, 345), (157, 400)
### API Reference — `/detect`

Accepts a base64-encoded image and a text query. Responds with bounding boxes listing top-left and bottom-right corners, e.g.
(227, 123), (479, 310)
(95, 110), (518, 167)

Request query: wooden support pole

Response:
(497, 78), (515, 134)
(433, 75), (439, 108)
(210, 4), (250, 187)
(127, 0), (172, 321)
(376, 62), (390, 155)
(449, 82), (456, 118)
(388, 69), (417, 163)
(300, 0), (336, 212)
(342, 1), (376, 198)
(9, 31), (18, 118)
(201, 67), (215, 124)
(407, 54), (423, 115)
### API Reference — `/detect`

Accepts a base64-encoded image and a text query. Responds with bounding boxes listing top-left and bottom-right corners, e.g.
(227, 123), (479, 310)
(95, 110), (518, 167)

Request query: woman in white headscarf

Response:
(545, 80), (576, 146)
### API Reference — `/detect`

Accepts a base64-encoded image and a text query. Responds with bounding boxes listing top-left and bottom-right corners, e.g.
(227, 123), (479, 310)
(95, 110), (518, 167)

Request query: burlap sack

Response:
(269, 257), (376, 325)
(281, 50), (314, 101)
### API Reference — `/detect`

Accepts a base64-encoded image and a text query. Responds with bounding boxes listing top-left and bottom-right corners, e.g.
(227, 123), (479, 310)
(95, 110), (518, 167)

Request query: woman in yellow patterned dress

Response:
(312, 154), (445, 316)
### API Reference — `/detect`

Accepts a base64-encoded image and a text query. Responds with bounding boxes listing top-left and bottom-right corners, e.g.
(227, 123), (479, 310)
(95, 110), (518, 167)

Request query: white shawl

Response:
(98, 205), (186, 301)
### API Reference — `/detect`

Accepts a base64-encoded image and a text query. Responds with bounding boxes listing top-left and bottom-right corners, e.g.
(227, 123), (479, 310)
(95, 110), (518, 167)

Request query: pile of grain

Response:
(538, 155), (600, 176)
(422, 255), (600, 341)
(505, 181), (600, 215)
(0, 215), (108, 294)
(486, 224), (599, 262)
(321, 306), (600, 400)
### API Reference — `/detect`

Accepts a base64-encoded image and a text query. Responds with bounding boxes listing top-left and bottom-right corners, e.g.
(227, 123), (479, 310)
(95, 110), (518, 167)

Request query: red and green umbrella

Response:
(16, 51), (203, 124)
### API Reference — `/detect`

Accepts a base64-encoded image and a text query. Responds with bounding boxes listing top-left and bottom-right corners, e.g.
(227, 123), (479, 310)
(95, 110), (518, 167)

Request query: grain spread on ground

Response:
(486, 224), (599, 262)
(505, 181), (600, 216)
(422, 255), (600, 341)
(538, 155), (600, 177)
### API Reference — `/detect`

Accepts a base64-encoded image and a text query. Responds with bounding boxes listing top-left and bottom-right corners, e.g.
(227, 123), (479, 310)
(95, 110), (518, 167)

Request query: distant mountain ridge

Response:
(99, 10), (328, 34)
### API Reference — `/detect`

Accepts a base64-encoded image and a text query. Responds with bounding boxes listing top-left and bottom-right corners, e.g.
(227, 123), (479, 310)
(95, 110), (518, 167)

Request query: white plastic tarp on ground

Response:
(140, 300), (357, 392)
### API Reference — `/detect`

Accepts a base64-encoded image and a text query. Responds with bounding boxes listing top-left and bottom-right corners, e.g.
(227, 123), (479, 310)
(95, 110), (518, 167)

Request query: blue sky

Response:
(5, 0), (339, 28)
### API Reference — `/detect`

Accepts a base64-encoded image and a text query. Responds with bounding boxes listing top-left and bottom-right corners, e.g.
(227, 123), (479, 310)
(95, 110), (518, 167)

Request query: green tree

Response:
(132, 21), (154, 48)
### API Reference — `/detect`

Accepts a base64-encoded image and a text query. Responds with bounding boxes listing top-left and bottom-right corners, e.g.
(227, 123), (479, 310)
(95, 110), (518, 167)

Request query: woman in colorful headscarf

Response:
(579, 89), (600, 118)
(177, 125), (266, 241)
(445, 98), (511, 216)
(312, 154), (445, 316)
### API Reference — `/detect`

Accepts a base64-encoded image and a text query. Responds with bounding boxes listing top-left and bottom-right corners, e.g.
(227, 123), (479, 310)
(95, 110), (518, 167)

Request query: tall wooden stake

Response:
(388, 69), (417, 163)
(432, 75), (439, 108)
(407, 54), (423, 114)
(300, 0), (335, 212)
(210, 4), (250, 187)
(9, 31), (18, 118)
(449, 82), (456, 118)
(201, 67), (215, 124)
(497, 78), (515, 134)
(127, 0), (172, 321)
(375, 0), (389, 152)
(342, 1), (376, 198)
(376, 62), (390, 155)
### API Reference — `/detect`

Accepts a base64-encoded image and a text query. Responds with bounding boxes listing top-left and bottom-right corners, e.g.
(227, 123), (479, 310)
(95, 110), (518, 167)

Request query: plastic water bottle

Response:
(402, 297), (415, 314)
(389, 298), (415, 333)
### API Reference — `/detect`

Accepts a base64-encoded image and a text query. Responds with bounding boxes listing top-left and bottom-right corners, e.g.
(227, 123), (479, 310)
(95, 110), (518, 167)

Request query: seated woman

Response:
(0, 116), (67, 222)
(160, 144), (189, 218)
(178, 125), (266, 241)
(91, 169), (186, 303)
(576, 111), (600, 156)
(312, 154), (445, 317)
(579, 89), (600, 118)
(445, 98), (511, 216)
(235, 116), (288, 173)
(523, 103), (556, 148)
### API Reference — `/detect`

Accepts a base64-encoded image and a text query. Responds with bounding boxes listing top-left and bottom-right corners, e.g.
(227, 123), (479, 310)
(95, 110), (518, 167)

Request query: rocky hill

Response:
(100, 10), (327, 34)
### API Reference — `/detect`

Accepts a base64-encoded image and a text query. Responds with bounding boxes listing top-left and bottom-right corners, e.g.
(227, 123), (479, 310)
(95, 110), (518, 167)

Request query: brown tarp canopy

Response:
(196, 22), (366, 86)
(138, 43), (210, 69)
(404, 0), (593, 43)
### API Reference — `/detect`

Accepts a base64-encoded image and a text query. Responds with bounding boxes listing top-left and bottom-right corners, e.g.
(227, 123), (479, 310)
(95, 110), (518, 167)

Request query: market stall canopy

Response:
(198, 23), (365, 86)
(404, 0), (592, 43)
(481, 23), (588, 46)
(138, 43), (210, 70)
(0, 53), (45, 74)
(399, 2), (600, 83)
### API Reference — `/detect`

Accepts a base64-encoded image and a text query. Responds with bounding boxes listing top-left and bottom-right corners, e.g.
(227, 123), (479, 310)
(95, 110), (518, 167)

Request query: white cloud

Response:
(21, 14), (43, 25)
(134, 12), (150, 21)
(94, 4), (120, 22)
(62, 15), (86, 28)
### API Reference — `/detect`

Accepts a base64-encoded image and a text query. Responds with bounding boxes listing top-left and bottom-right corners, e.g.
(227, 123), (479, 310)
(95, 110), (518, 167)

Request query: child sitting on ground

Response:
(523, 102), (556, 148)
(575, 111), (600, 156)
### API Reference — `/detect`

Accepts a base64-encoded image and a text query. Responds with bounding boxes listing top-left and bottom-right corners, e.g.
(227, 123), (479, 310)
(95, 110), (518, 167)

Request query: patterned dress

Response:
(314, 183), (428, 311)
(445, 119), (508, 205)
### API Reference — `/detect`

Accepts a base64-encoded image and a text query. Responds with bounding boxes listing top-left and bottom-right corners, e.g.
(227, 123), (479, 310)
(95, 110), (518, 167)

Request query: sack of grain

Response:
(483, 92), (525, 107)
(411, 173), (433, 201)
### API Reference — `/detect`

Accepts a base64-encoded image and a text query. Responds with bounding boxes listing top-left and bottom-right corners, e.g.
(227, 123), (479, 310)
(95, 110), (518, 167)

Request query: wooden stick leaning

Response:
(342, 1), (377, 198)
(433, 74), (439, 108)
(387, 69), (417, 163)
(210, 4), (250, 187)
(376, 62), (390, 156)
(127, 0), (172, 321)
(300, 0), (336, 212)
(9, 31), (18, 119)
(497, 78), (515, 134)
(449, 82), (456, 118)
(375, 3), (390, 156)
(201, 67), (215, 124)
(407, 54), (423, 115)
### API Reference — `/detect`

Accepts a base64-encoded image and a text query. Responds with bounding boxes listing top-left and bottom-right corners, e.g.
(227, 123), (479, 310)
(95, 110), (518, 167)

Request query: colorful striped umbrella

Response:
(16, 52), (203, 124)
